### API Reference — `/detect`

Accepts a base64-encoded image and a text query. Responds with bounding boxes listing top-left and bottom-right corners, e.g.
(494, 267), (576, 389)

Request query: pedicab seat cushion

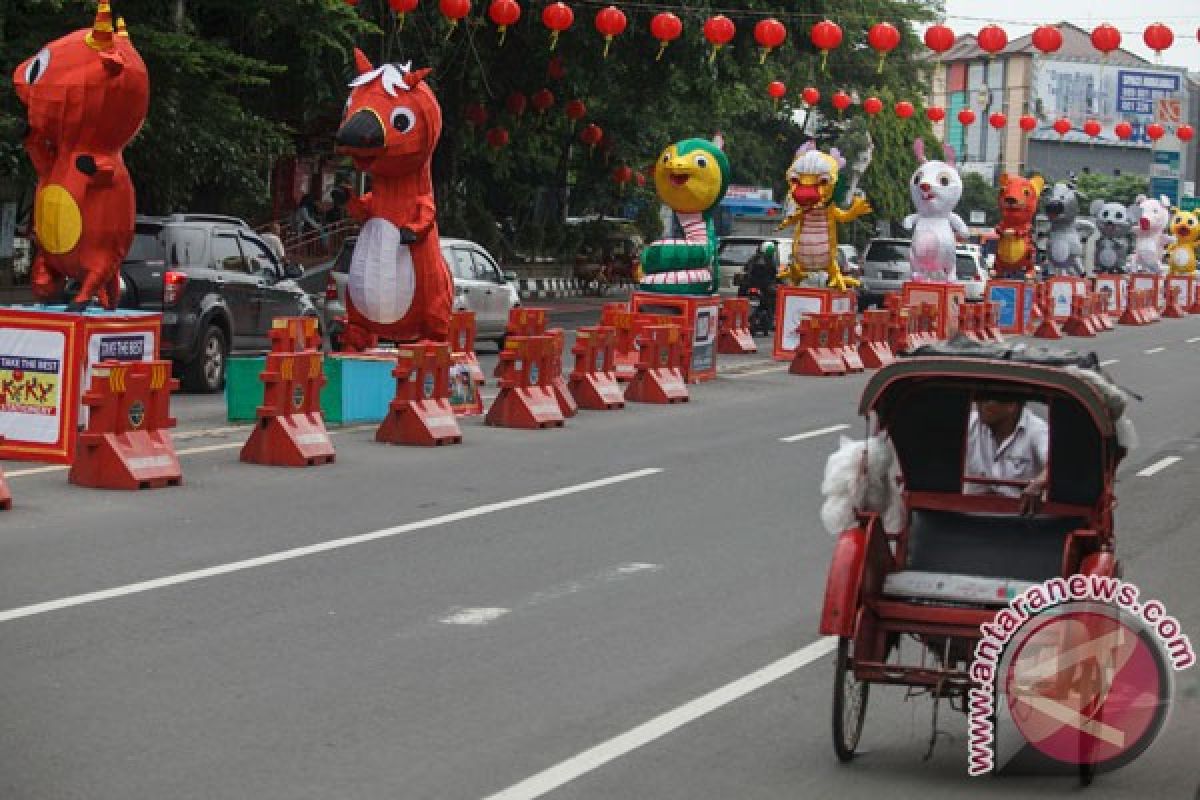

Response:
(903, 509), (1084, 584)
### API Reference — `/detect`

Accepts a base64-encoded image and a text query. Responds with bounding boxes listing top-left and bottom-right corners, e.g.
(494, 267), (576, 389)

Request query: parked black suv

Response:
(118, 214), (317, 392)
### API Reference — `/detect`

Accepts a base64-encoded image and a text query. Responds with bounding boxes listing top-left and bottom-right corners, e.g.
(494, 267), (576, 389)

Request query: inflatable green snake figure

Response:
(638, 137), (730, 295)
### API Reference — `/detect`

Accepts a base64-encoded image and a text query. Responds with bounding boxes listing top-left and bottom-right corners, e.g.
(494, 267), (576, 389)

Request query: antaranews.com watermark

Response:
(967, 574), (1195, 776)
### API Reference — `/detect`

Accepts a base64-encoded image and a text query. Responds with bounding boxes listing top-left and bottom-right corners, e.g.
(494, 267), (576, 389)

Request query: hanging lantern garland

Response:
(531, 88), (555, 114)
(650, 12), (683, 61)
(1091, 24), (1121, 57)
(439, 0), (471, 39)
(1143, 23), (1173, 60)
(989, 112), (1006, 130)
(958, 108), (976, 127)
(1083, 119), (1102, 138)
(703, 15), (736, 64)
(565, 98), (587, 124)
(867, 22), (900, 73)
(754, 18), (787, 64)
(831, 90), (853, 117)
(580, 123), (603, 154)
(541, 2), (574, 51)
(1053, 118), (1071, 137)
(505, 91), (527, 118)
(594, 5), (626, 59)
(1178, 124), (1194, 143)
(863, 96), (883, 116)
(810, 19), (843, 72)
(486, 126), (510, 148)
(894, 101), (914, 119)
(388, 0), (419, 30)
(926, 106), (946, 122)
(1114, 121), (1133, 140)
(924, 23), (955, 58)
(1031, 25), (1063, 54)
(1019, 114), (1037, 133)
(1146, 123), (1165, 142)
(977, 24), (1007, 56)
(488, 0), (521, 46)
(802, 87), (820, 106)
(767, 80), (787, 107)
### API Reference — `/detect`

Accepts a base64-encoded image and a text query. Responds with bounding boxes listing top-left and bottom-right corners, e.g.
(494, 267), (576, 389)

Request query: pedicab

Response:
(818, 340), (1136, 777)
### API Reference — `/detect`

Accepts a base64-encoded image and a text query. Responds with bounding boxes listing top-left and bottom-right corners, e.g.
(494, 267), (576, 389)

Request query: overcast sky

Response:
(940, 2), (1200, 72)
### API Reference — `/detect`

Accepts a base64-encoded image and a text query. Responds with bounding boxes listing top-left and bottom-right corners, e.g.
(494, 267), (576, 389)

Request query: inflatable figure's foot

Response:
(340, 324), (377, 353)
(64, 296), (94, 313)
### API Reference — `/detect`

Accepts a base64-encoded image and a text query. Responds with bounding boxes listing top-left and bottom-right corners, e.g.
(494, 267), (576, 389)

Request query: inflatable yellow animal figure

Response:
(1167, 209), (1199, 275)
(776, 142), (872, 291)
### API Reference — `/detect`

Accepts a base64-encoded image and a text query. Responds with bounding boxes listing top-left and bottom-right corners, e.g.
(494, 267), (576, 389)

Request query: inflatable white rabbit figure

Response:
(903, 138), (967, 282)
(1128, 194), (1174, 275)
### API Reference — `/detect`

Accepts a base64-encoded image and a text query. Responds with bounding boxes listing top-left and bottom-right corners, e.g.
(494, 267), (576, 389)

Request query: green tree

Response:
(1074, 172), (1150, 208)
(958, 172), (999, 226)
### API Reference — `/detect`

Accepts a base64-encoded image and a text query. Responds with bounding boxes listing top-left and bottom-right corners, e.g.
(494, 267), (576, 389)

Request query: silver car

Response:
(319, 236), (521, 349)
(858, 238), (912, 309)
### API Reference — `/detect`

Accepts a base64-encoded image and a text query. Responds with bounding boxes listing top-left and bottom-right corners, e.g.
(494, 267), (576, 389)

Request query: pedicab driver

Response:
(964, 392), (1050, 516)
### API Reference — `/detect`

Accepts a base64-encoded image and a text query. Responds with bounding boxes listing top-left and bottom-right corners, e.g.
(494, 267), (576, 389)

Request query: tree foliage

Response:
(1073, 171), (1150, 208)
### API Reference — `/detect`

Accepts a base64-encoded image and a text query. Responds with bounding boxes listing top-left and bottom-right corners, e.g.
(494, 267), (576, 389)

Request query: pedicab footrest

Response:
(882, 570), (1037, 607)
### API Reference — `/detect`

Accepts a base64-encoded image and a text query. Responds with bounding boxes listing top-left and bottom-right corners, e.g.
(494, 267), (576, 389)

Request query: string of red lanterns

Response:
(649, 12), (682, 61)
(541, 2), (573, 51)
(703, 15), (736, 64)
(754, 18), (787, 63)
(594, 5), (626, 58)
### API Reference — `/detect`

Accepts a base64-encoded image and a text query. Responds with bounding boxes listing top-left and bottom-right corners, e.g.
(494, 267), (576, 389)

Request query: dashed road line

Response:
(1137, 456), (1181, 477)
(1099, 358), (1120, 367)
(0, 468), (663, 623)
(780, 423), (851, 443)
(1145, 347), (1166, 355)
(1186, 337), (1200, 344)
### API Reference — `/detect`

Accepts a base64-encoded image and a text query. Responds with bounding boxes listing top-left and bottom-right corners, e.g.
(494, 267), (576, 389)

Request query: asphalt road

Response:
(2, 305), (1199, 799)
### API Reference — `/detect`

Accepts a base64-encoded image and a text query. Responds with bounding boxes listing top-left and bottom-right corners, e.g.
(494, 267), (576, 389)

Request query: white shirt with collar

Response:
(964, 406), (1048, 497)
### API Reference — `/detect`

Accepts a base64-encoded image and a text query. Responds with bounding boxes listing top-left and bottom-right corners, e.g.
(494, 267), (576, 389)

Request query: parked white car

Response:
(954, 247), (988, 302)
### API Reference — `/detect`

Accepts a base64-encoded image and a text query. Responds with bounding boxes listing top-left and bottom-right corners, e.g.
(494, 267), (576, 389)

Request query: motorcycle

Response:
(746, 285), (777, 337)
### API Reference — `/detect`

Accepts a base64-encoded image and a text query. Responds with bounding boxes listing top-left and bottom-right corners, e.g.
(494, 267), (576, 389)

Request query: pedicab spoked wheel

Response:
(832, 636), (869, 762)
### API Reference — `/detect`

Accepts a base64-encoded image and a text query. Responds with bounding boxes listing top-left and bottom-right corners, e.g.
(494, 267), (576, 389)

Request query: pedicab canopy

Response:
(860, 340), (1132, 510)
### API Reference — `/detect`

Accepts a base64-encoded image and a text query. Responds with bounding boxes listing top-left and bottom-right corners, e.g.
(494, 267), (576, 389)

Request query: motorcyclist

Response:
(741, 243), (780, 334)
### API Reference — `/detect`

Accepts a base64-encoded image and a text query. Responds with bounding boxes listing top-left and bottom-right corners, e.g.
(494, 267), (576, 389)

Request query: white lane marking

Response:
(174, 425), (248, 441)
(1099, 358), (1120, 367)
(779, 423), (851, 443)
(439, 563), (661, 628)
(0, 468), (662, 623)
(1186, 337), (1200, 344)
(1145, 347), (1166, 355)
(728, 365), (789, 378)
(1137, 456), (1181, 477)
(482, 637), (838, 800)
(442, 607), (511, 626)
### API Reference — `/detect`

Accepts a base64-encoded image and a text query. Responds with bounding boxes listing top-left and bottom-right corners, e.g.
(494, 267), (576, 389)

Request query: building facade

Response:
(927, 23), (1194, 203)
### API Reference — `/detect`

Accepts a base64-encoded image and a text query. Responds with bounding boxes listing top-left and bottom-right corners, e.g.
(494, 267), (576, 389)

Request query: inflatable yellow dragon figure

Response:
(776, 142), (872, 291)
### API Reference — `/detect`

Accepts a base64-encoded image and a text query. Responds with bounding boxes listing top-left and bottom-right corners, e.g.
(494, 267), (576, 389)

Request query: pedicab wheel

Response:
(832, 636), (869, 762)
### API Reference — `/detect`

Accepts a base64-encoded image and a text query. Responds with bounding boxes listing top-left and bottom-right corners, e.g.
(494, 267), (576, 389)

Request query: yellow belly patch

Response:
(34, 184), (83, 255)
(998, 236), (1026, 264)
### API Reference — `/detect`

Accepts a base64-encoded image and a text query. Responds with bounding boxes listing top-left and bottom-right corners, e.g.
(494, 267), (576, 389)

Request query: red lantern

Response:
(1114, 121), (1133, 140)
(1053, 118), (1071, 137)
(989, 112), (1007, 129)
(565, 99), (587, 121)
(810, 20), (843, 71)
(754, 18), (787, 63)
(1147, 123), (1165, 142)
(439, 0), (471, 36)
(977, 24), (1007, 56)
(650, 12), (683, 61)
(580, 123), (603, 152)
(1091, 24), (1121, 56)
(958, 108), (976, 126)
(344, 0), (359, 5)
(635, 171), (647, 188)
(1143, 23), (1173, 56)
(389, 0), (419, 30)
(767, 81), (787, 100)
(547, 55), (566, 81)
(802, 87), (820, 106)
(488, 0), (520, 45)
(531, 88), (554, 113)
(703, 15), (736, 63)
(1019, 114), (1037, 132)
(505, 92), (527, 117)
(832, 90), (852, 115)
(1083, 119), (1102, 138)
(1031, 25), (1063, 54)
(1178, 124), (1195, 143)
(894, 101), (914, 119)
(486, 127), (510, 148)
(612, 165), (633, 185)
(926, 106), (946, 122)
(541, 2), (574, 51)
(465, 103), (489, 128)
(924, 24), (955, 56)
(863, 96), (883, 116)
(868, 22), (901, 72)
(594, 6), (626, 58)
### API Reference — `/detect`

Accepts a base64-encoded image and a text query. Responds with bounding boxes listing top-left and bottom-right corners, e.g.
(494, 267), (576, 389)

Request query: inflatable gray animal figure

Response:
(1089, 200), (1132, 274)
(1043, 181), (1086, 276)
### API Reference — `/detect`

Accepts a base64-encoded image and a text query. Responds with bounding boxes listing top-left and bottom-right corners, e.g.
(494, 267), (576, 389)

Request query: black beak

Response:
(336, 110), (385, 149)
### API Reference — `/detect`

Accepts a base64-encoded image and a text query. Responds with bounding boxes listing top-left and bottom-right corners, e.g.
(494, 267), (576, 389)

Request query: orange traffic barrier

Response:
(1188, 282), (1200, 315)
(69, 360), (182, 490)
(0, 436), (11, 510)
(1063, 294), (1097, 337)
(886, 298), (920, 354)
(493, 308), (550, 379)
(269, 316), (323, 353)
(625, 324), (689, 404)
(857, 309), (896, 369)
(547, 328), (577, 418)
(718, 298), (756, 354)
(957, 301), (983, 342)
(376, 342), (463, 446)
(1089, 293), (1113, 332)
(1163, 285), (1187, 319)
(601, 303), (639, 382)
(912, 302), (941, 347)
(1120, 289), (1154, 326)
(789, 313), (848, 377)
(486, 335), (565, 428)
(1031, 292), (1063, 339)
(833, 313), (864, 373)
(979, 301), (1004, 342)
(449, 310), (485, 386)
(568, 326), (625, 410)
(240, 347), (335, 467)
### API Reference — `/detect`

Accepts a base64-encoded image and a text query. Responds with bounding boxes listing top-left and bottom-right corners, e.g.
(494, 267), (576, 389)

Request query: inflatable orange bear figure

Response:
(333, 49), (453, 350)
(13, 4), (149, 310)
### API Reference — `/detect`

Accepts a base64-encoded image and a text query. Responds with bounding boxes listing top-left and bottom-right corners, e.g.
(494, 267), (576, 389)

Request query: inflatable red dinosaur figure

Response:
(13, 3), (149, 310)
(334, 49), (453, 349)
